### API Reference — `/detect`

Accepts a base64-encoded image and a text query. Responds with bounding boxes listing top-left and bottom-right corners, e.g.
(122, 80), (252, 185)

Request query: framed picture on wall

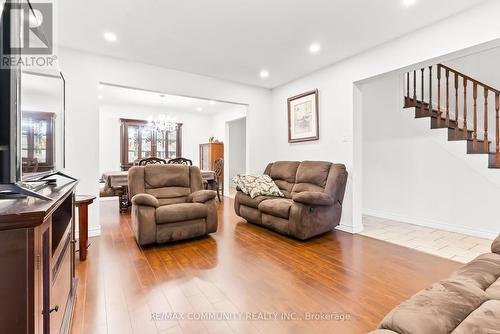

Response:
(287, 89), (319, 143)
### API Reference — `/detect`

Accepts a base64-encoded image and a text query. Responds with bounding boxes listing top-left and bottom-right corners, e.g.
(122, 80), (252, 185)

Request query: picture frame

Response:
(287, 89), (319, 143)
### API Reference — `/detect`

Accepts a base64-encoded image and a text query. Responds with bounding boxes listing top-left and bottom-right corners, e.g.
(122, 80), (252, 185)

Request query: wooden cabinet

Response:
(199, 142), (224, 171)
(0, 179), (78, 334)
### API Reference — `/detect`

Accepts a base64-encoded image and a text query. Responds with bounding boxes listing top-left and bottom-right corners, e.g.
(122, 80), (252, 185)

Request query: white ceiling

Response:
(58, 0), (488, 88)
(99, 84), (244, 114)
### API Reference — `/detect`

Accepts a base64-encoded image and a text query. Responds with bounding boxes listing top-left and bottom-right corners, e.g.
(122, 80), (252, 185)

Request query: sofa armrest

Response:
(131, 193), (159, 208)
(492, 234), (500, 254)
(188, 190), (216, 203)
(292, 191), (334, 206)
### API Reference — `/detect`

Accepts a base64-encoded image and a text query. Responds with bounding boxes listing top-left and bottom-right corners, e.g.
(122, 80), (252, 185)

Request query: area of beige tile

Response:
(361, 215), (493, 264)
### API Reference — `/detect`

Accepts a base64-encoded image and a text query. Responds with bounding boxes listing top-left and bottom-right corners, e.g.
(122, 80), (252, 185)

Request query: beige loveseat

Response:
(234, 161), (348, 240)
(369, 235), (500, 334)
(128, 164), (217, 246)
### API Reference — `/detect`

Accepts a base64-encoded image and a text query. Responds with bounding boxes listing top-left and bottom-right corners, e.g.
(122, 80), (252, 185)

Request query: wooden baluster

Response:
(429, 66), (432, 115)
(413, 70), (416, 105)
(463, 78), (468, 135)
(455, 73), (459, 132)
(484, 88), (489, 152)
(472, 82), (478, 150)
(496, 93), (499, 163)
(406, 72), (410, 99)
(446, 69), (450, 127)
(437, 66), (441, 127)
(421, 68), (425, 114)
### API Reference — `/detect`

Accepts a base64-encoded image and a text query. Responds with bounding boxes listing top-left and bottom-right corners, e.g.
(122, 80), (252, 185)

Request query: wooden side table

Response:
(75, 195), (96, 261)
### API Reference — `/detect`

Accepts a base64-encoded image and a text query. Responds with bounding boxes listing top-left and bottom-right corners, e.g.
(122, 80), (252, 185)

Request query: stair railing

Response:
(405, 64), (500, 164)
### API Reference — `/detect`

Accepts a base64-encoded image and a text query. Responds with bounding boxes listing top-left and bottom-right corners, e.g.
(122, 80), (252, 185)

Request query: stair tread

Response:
(405, 96), (498, 167)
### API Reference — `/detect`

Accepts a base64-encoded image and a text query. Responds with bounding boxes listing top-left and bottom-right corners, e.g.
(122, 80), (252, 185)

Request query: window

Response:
(21, 111), (55, 173)
(120, 118), (182, 169)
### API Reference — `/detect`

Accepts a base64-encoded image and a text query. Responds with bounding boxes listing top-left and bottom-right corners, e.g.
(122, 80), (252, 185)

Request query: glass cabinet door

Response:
(127, 125), (139, 162)
(141, 126), (152, 158)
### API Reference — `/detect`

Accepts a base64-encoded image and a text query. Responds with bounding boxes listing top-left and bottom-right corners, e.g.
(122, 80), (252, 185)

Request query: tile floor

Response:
(361, 215), (493, 263)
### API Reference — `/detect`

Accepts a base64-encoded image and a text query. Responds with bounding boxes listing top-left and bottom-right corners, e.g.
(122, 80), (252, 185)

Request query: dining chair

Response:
(138, 157), (167, 166)
(167, 157), (193, 165)
(213, 158), (224, 201)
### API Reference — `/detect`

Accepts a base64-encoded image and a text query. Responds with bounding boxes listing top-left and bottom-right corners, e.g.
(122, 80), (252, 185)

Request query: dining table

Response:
(101, 169), (216, 212)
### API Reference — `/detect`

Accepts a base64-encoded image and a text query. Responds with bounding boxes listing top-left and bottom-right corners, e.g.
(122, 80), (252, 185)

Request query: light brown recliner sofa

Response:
(128, 164), (217, 246)
(369, 234), (500, 334)
(234, 161), (348, 240)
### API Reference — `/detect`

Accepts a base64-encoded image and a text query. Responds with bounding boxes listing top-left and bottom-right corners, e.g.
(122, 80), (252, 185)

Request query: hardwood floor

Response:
(71, 197), (461, 334)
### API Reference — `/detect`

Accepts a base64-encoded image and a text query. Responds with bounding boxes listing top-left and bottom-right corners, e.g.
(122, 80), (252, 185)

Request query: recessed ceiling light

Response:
(402, 0), (417, 7)
(309, 43), (321, 54)
(196, 107), (202, 111)
(210, 100), (216, 105)
(98, 84), (104, 90)
(98, 95), (103, 100)
(103, 31), (117, 42)
(259, 70), (269, 79)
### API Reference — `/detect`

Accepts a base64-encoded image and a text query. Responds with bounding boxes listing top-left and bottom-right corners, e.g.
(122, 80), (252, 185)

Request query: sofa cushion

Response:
(493, 234), (500, 254)
(267, 161), (300, 198)
(144, 164), (190, 188)
(155, 203), (208, 224)
(451, 299), (500, 334)
(237, 193), (274, 209)
(261, 214), (289, 235)
(292, 161), (332, 195)
(449, 253), (500, 290)
(258, 198), (293, 219)
(378, 279), (488, 334)
(486, 277), (500, 301)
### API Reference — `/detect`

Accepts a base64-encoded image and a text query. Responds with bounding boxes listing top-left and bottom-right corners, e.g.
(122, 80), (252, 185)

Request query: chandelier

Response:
(148, 114), (177, 133)
(148, 94), (177, 133)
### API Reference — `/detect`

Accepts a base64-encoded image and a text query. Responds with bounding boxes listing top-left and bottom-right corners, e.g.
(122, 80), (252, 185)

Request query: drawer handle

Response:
(49, 306), (59, 314)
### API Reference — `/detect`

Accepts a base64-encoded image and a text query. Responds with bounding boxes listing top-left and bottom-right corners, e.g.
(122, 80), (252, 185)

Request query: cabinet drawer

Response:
(50, 235), (72, 334)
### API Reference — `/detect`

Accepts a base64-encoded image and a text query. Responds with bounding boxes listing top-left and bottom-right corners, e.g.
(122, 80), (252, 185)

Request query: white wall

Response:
(227, 117), (246, 183)
(270, 0), (500, 233)
(60, 48), (272, 236)
(362, 73), (500, 239)
(99, 104), (212, 175)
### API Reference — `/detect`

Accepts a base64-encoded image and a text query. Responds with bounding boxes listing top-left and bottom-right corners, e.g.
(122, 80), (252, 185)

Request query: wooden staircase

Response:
(404, 64), (500, 169)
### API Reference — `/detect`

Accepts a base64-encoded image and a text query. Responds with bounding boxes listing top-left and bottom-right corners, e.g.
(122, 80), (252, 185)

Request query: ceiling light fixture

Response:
(402, 0), (417, 7)
(210, 100), (216, 105)
(309, 43), (321, 54)
(259, 70), (269, 79)
(196, 107), (203, 111)
(103, 31), (117, 42)
(98, 95), (103, 100)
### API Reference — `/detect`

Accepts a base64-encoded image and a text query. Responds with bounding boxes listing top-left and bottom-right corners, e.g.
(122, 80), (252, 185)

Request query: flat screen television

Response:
(0, 0), (69, 199)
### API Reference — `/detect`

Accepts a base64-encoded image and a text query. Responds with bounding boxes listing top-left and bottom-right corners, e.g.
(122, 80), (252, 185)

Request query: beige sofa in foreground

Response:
(369, 235), (500, 334)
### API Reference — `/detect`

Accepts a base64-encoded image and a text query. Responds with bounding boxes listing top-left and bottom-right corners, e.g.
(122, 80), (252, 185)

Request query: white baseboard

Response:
(363, 208), (497, 240)
(335, 223), (364, 234)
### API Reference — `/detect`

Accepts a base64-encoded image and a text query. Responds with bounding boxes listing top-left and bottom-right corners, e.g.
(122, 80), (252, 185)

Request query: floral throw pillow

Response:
(232, 174), (284, 198)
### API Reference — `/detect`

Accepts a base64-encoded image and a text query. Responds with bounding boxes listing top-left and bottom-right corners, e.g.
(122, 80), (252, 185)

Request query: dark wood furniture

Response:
(213, 158), (224, 200)
(75, 195), (95, 262)
(0, 178), (78, 334)
(199, 142), (224, 192)
(138, 157), (167, 166)
(120, 118), (183, 171)
(167, 157), (193, 165)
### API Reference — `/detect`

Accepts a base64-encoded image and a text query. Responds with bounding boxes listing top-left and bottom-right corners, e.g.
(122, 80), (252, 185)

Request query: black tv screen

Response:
(0, 0), (66, 185)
